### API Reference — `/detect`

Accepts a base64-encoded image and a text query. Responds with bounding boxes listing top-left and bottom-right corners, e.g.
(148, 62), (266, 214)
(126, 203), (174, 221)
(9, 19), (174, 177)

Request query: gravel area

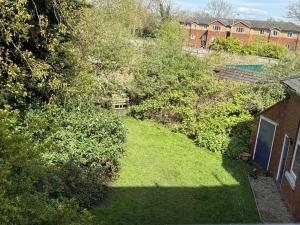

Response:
(249, 176), (293, 223)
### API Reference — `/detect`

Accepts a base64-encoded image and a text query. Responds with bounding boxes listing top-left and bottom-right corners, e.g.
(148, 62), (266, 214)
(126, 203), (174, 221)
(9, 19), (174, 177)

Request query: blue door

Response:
(254, 118), (276, 169)
(276, 135), (290, 185)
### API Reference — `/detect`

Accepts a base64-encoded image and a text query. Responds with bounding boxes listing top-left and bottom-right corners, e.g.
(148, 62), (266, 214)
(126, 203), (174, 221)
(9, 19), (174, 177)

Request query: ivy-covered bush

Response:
(24, 105), (126, 208)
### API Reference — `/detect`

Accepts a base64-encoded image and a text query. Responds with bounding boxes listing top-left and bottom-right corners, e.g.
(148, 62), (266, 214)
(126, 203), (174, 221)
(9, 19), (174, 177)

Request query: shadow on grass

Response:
(94, 185), (259, 225)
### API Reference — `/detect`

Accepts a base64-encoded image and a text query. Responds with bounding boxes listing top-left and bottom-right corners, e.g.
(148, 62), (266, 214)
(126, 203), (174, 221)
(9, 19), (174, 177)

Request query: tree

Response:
(0, 0), (83, 109)
(143, 0), (178, 21)
(206, 0), (233, 18)
(288, 1), (300, 21)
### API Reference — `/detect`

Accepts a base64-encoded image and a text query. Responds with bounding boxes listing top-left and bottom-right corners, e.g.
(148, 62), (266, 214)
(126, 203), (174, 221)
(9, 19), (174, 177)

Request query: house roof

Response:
(182, 18), (300, 33)
(282, 76), (300, 94)
(214, 67), (270, 84)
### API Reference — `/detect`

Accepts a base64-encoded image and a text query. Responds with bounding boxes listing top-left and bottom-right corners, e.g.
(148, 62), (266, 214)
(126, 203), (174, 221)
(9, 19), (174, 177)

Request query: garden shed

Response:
(250, 76), (300, 221)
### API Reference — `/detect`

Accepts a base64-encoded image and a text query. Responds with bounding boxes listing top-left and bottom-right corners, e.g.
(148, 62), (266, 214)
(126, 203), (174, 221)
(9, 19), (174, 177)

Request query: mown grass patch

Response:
(93, 118), (259, 225)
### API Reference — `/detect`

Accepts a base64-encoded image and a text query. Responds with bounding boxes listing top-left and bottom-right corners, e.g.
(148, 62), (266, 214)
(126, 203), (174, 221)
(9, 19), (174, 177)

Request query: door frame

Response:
(276, 134), (290, 183)
(253, 115), (278, 170)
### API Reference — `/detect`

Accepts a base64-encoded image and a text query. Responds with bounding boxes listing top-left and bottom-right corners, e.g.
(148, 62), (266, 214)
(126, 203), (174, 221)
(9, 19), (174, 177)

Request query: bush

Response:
(24, 105), (126, 208)
(0, 109), (93, 225)
(268, 51), (300, 77)
(210, 37), (244, 53)
(210, 37), (288, 59)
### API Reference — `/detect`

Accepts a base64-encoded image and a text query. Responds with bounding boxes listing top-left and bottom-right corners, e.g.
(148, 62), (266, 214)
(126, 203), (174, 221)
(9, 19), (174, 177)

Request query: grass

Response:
(93, 118), (259, 225)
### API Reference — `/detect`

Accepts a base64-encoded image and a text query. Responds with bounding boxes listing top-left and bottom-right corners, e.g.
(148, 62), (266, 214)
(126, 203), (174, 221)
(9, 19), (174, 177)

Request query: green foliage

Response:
(76, 0), (140, 71)
(268, 51), (300, 77)
(130, 22), (204, 105)
(210, 37), (244, 53)
(0, 0), (83, 108)
(130, 24), (285, 158)
(24, 105), (126, 208)
(245, 38), (288, 58)
(0, 109), (93, 225)
(210, 37), (288, 59)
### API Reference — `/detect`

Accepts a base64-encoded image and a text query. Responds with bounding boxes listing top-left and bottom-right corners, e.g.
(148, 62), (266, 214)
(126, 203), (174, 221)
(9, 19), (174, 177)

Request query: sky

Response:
(175, 0), (296, 21)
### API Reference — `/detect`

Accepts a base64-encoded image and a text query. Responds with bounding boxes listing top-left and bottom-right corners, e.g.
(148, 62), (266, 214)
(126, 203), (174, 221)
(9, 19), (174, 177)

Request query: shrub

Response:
(210, 37), (288, 59)
(0, 109), (93, 225)
(24, 105), (126, 208)
(0, 0), (82, 108)
(268, 51), (300, 77)
(210, 37), (244, 53)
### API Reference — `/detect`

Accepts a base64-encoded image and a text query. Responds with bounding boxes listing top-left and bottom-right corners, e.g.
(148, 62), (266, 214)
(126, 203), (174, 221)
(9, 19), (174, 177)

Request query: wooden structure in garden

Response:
(112, 93), (129, 110)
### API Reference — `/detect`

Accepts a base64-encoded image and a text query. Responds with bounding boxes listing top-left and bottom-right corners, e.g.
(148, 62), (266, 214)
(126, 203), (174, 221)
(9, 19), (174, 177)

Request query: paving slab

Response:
(249, 176), (293, 223)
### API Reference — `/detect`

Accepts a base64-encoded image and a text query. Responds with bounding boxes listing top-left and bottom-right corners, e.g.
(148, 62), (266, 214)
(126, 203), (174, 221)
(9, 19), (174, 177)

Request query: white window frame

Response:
(204, 25), (208, 29)
(253, 115), (278, 170)
(272, 30), (279, 36)
(290, 129), (300, 181)
(285, 44), (290, 49)
(190, 34), (195, 40)
(288, 32), (293, 37)
(236, 27), (245, 33)
(276, 134), (290, 181)
(260, 30), (265, 35)
(213, 25), (221, 31)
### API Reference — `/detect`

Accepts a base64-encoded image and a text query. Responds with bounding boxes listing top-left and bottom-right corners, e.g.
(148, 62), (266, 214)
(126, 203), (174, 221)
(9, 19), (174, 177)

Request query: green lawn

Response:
(93, 118), (259, 225)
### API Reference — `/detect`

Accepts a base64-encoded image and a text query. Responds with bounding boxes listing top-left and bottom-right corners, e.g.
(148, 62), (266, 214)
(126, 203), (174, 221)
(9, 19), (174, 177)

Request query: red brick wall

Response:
(206, 21), (227, 47)
(250, 94), (300, 221)
(206, 31), (227, 47)
(274, 37), (298, 51)
(231, 33), (250, 45)
(185, 28), (207, 48)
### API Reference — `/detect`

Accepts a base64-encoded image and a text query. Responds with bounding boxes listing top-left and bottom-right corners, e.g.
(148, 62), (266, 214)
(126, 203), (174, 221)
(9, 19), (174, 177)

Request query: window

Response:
(260, 30), (265, 35)
(204, 25), (208, 29)
(272, 30), (279, 36)
(213, 25), (221, 31)
(236, 27), (245, 33)
(288, 32), (293, 37)
(291, 131), (300, 180)
(190, 34), (195, 40)
(285, 44), (290, 49)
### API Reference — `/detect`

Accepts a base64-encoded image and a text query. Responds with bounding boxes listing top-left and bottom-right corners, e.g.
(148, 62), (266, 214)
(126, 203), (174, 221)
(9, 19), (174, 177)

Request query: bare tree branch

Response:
(206, 0), (233, 18)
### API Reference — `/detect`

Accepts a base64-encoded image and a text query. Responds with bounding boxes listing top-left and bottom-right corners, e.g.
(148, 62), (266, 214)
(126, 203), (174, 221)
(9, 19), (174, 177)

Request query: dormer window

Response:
(236, 27), (245, 33)
(213, 25), (221, 31)
(272, 30), (279, 36)
(288, 32), (293, 37)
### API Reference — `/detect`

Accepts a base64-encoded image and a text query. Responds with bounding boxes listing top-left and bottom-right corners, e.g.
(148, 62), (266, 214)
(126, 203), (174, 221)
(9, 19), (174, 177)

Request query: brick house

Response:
(181, 18), (300, 52)
(250, 76), (300, 221)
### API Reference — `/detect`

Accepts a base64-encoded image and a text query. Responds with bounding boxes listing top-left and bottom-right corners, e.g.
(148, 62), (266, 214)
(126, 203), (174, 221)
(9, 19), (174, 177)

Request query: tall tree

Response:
(206, 0), (233, 18)
(288, 1), (300, 21)
(0, 0), (83, 109)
